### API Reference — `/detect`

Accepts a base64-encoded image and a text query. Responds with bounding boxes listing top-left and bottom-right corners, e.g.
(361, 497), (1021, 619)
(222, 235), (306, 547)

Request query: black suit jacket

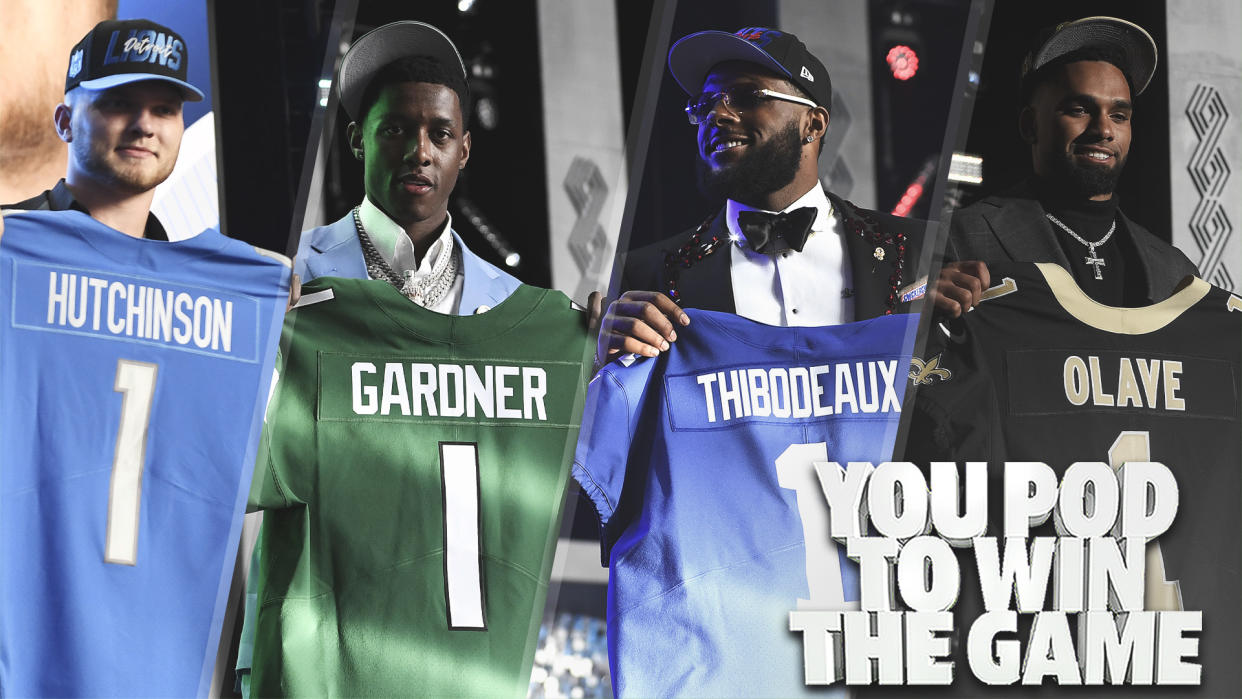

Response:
(3, 179), (169, 240)
(947, 181), (1199, 303)
(620, 193), (927, 320)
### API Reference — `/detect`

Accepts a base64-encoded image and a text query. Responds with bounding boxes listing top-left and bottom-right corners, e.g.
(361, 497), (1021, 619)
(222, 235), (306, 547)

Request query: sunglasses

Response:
(684, 87), (817, 125)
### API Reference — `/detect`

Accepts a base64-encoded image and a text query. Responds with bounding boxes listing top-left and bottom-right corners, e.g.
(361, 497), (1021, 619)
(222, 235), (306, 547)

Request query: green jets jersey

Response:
(248, 278), (590, 697)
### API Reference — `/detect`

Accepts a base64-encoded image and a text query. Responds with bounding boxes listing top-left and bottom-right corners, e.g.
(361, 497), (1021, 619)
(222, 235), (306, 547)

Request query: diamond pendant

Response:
(1083, 244), (1106, 280)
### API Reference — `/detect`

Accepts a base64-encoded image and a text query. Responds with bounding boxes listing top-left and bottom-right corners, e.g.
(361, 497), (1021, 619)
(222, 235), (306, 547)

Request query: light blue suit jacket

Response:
(294, 212), (521, 313)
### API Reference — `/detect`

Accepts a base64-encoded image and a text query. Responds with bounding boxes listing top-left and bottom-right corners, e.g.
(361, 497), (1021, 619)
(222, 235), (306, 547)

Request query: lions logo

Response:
(68, 50), (84, 78)
(909, 355), (952, 385)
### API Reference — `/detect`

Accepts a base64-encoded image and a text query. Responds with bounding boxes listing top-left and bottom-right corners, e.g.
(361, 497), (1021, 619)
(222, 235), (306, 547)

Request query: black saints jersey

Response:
(904, 262), (1241, 696)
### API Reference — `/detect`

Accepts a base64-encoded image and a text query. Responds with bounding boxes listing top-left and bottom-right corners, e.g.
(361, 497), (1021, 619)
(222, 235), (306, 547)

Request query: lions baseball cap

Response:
(1021, 16), (1158, 96)
(337, 21), (468, 121)
(668, 27), (832, 109)
(65, 19), (204, 101)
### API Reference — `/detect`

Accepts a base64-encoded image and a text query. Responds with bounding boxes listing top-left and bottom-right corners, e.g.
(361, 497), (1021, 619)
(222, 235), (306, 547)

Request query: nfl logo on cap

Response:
(68, 50), (84, 79)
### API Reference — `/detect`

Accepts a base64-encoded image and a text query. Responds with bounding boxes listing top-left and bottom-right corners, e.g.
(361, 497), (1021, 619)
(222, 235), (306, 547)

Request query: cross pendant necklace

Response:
(1045, 213), (1115, 280)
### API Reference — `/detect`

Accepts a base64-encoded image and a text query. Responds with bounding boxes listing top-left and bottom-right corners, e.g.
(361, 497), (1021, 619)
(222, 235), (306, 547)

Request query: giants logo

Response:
(734, 27), (782, 48)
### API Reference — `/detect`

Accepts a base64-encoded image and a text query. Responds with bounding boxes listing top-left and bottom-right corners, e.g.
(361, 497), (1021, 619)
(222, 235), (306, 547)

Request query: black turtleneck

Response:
(1033, 178), (1147, 307)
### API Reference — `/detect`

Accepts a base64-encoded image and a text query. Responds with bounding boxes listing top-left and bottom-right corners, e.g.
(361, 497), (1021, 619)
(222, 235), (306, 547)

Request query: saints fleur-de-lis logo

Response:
(909, 355), (952, 385)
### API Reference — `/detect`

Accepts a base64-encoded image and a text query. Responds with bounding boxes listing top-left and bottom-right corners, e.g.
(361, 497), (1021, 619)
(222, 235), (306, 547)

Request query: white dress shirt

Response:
(358, 196), (465, 314)
(726, 184), (854, 326)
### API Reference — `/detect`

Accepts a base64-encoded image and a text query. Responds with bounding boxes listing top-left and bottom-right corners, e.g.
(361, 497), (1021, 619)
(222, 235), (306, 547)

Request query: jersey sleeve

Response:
(248, 350), (291, 511)
(572, 356), (657, 557)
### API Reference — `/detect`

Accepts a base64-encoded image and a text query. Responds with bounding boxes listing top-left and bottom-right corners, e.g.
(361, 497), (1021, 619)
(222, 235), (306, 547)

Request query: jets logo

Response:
(909, 355), (952, 385)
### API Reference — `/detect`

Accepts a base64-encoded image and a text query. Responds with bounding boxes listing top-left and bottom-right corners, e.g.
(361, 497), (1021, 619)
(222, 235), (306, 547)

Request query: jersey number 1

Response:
(106, 360), (159, 566)
(776, 442), (854, 610)
(441, 442), (487, 629)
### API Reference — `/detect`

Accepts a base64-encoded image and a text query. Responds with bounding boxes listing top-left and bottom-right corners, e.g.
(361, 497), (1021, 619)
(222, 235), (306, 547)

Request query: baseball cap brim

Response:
(338, 21), (467, 121)
(1031, 16), (1157, 95)
(668, 30), (792, 96)
(79, 73), (205, 102)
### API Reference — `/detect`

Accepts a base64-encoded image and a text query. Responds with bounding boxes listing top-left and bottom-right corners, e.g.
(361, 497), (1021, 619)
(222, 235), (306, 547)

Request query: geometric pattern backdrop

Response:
(1168, 0), (1241, 292)
(1185, 84), (1234, 289)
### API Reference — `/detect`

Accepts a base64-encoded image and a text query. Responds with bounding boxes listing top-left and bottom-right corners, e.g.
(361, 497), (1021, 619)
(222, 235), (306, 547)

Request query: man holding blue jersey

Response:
(594, 27), (927, 364)
(0, 18), (294, 698)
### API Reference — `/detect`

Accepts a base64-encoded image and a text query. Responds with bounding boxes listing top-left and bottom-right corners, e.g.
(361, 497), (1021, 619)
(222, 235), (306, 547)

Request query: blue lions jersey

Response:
(0, 210), (289, 697)
(574, 309), (914, 698)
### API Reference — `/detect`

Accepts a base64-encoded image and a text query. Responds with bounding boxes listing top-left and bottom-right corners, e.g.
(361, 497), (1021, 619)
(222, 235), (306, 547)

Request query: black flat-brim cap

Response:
(337, 20), (467, 121)
(668, 28), (831, 108)
(1026, 16), (1158, 95)
(669, 30), (790, 94)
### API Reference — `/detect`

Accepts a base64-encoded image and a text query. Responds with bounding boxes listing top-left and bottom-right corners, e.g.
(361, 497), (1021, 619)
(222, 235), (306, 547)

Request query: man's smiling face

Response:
(694, 61), (809, 204)
(68, 81), (185, 194)
(1024, 60), (1133, 200)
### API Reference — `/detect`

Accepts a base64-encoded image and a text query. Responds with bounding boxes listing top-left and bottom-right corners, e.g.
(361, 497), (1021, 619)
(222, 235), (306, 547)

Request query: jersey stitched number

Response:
(106, 360), (159, 566)
(440, 442), (487, 629)
(1107, 431), (1182, 611)
(775, 442), (855, 610)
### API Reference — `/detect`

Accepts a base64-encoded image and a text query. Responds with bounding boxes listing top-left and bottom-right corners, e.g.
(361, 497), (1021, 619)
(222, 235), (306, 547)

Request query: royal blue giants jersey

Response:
(0, 210), (289, 697)
(574, 310), (915, 698)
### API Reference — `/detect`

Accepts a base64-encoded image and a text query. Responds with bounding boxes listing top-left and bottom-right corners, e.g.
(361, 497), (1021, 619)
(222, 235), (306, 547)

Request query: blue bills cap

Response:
(65, 19), (204, 101)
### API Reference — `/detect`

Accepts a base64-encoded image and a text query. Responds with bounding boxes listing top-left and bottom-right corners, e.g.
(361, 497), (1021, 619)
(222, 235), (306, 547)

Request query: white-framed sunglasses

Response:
(685, 87), (817, 125)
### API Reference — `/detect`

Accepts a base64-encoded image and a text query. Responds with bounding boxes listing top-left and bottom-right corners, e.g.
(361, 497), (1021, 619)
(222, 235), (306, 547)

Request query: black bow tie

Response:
(737, 207), (818, 254)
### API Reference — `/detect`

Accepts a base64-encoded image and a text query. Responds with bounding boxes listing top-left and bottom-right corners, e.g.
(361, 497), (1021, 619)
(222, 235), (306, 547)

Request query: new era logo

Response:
(68, 49), (84, 78)
(800, 65), (814, 82)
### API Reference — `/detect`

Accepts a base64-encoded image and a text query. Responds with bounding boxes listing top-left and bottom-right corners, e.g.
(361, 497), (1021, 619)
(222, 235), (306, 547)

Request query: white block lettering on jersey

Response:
(45, 271), (234, 351)
(495, 366), (521, 418)
(350, 362), (550, 421)
(352, 362), (377, 414)
(466, 365), (495, 418)
(522, 368), (547, 420)
(410, 364), (438, 416)
(439, 364), (465, 417)
(695, 361), (901, 424)
(811, 365), (833, 416)
(383, 363), (412, 416)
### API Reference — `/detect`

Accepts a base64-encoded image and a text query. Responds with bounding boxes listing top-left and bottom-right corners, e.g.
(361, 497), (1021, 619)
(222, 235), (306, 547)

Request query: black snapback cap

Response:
(337, 21), (468, 121)
(668, 27), (832, 110)
(65, 19), (203, 101)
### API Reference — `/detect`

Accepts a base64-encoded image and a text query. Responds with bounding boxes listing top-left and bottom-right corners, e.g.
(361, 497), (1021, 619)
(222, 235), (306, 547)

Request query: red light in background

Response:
(891, 160), (935, 218)
(886, 45), (919, 81)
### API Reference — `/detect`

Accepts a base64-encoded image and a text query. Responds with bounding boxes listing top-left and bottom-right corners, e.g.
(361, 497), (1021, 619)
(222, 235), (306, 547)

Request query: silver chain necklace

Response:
(1045, 212), (1116, 280)
(352, 207), (459, 307)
